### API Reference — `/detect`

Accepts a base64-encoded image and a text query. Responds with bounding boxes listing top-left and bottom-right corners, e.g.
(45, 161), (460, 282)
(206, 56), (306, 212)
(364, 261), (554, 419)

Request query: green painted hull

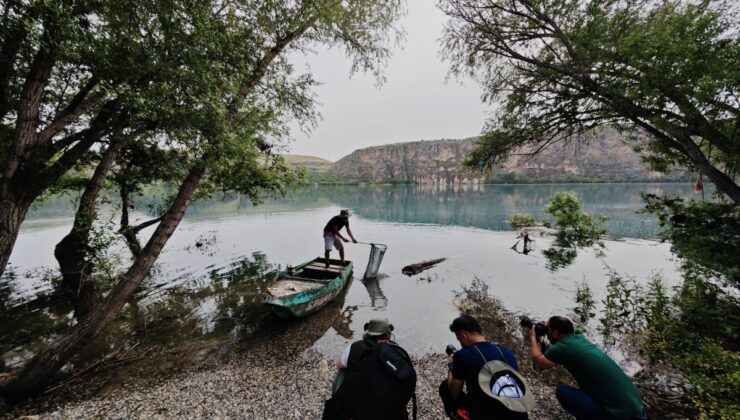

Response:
(263, 258), (353, 318)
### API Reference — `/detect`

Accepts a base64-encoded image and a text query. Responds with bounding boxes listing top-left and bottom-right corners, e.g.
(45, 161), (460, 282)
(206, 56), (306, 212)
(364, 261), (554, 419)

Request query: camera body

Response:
(445, 344), (457, 356)
(520, 316), (548, 337)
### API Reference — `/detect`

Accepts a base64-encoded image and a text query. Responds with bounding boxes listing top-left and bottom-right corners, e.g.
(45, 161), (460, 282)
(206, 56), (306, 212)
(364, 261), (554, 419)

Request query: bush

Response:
(642, 194), (740, 286)
(576, 267), (740, 419)
(544, 191), (607, 238)
(508, 212), (536, 229)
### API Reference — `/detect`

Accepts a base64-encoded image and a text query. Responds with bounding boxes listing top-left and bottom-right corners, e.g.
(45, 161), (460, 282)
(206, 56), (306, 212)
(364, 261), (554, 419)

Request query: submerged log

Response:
(402, 258), (447, 276)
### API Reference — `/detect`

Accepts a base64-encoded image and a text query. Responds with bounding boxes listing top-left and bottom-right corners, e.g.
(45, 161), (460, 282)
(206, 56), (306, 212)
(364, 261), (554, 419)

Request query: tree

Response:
(2, 0), (403, 398)
(439, 0), (740, 203)
(643, 194), (740, 285)
(0, 0), (202, 278)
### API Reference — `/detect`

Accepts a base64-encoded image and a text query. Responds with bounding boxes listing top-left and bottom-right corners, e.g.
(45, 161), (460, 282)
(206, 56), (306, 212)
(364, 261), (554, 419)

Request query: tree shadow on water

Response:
(542, 232), (605, 272)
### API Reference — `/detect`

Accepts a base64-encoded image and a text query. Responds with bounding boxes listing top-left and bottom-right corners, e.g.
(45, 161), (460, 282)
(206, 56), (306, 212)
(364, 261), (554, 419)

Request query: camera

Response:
(520, 316), (548, 337)
(445, 344), (457, 356)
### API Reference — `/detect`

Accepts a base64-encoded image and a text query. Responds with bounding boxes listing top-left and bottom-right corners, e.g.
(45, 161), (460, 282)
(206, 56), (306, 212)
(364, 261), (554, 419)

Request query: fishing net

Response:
(363, 243), (387, 279)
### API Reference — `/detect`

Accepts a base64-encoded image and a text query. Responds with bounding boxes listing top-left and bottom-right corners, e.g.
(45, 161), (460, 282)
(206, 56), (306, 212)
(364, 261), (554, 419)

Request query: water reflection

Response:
(360, 274), (387, 308)
(510, 231), (535, 255)
(541, 232), (606, 272)
(24, 183), (697, 239)
(239, 275), (357, 359)
(1, 253), (280, 371)
(6, 183), (692, 378)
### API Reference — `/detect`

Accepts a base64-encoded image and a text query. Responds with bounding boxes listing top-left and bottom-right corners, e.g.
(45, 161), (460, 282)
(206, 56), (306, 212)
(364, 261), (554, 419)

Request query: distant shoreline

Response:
(308, 179), (695, 186)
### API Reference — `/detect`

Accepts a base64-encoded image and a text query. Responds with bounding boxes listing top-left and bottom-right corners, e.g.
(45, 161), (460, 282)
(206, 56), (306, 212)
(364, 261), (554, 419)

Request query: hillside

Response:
(282, 155), (333, 173)
(328, 130), (690, 184)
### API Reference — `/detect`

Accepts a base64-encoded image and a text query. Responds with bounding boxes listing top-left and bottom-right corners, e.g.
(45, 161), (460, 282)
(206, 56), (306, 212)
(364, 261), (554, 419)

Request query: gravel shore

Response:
(6, 290), (570, 419)
(12, 352), (565, 419)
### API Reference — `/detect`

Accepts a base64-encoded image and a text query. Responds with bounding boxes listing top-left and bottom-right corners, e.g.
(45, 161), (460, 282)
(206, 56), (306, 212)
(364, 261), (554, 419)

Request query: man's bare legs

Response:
(325, 250), (331, 268)
(339, 248), (345, 263)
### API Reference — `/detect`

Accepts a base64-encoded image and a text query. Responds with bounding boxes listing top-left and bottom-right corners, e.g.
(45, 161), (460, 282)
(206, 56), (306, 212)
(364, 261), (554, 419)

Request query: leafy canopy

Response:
(440, 0), (740, 202)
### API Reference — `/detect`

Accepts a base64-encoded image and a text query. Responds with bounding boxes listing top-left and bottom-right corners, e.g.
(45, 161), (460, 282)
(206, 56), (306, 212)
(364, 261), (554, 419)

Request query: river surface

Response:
(1, 183), (694, 372)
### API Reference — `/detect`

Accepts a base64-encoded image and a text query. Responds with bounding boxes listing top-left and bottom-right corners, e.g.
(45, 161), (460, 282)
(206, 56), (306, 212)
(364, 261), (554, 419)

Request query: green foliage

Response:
(643, 194), (740, 285)
(577, 267), (740, 418)
(508, 212), (536, 229)
(645, 269), (740, 419)
(600, 270), (648, 347)
(574, 281), (596, 325)
(542, 245), (578, 271)
(539, 192), (607, 271)
(306, 171), (364, 185)
(544, 192), (608, 238)
(86, 221), (126, 288)
(443, 0), (740, 202)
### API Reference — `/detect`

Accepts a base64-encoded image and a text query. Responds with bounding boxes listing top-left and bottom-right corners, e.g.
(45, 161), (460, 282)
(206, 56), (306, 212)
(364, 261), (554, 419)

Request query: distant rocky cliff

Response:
(330, 138), (480, 184)
(327, 130), (689, 184)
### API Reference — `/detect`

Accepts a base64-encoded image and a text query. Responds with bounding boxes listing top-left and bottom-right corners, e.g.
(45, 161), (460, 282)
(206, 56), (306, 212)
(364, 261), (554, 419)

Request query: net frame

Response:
(363, 243), (387, 279)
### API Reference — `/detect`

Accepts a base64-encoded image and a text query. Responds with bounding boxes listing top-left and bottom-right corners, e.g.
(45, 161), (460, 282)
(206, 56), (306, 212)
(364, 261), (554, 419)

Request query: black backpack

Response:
(324, 339), (417, 420)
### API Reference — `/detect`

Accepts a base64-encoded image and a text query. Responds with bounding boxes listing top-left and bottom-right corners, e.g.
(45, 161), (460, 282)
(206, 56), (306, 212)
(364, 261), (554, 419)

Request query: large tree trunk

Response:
(2, 162), (205, 400)
(54, 132), (138, 319)
(0, 194), (33, 276)
(118, 180), (143, 258)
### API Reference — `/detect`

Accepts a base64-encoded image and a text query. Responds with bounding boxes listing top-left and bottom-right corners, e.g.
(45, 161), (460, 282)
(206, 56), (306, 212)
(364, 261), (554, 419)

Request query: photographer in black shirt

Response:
(439, 315), (528, 420)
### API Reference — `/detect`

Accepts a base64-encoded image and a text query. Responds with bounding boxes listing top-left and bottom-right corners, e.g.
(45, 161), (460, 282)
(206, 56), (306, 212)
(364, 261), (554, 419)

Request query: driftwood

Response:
(402, 258), (447, 276)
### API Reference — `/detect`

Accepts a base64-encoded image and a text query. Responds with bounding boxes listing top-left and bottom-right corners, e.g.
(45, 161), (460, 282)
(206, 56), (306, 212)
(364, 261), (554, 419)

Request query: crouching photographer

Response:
(529, 316), (646, 420)
(439, 315), (532, 420)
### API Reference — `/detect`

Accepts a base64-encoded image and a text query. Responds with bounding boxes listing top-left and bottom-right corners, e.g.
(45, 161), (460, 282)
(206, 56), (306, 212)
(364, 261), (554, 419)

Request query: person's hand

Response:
(352, 239), (357, 243)
(342, 238), (349, 243)
(529, 325), (537, 341)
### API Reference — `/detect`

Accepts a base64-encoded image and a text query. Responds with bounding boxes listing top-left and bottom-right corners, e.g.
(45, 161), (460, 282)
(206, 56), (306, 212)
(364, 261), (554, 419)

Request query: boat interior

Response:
(266, 259), (351, 297)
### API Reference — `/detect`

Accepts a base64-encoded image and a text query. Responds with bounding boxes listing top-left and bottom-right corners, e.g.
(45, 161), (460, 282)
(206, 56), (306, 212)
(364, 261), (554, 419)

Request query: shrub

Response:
(577, 268), (740, 418)
(544, 191), (607, 238)
(508, 212), (537, 229)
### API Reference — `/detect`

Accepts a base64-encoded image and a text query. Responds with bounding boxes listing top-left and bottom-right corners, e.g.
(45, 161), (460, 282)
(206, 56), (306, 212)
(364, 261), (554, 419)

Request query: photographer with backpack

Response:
(323, 318), (417, 420)
(440, 315), (532, 420)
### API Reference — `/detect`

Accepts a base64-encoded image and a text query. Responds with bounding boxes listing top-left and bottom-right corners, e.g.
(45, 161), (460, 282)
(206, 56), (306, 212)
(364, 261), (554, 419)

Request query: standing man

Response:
(440, 315), (528, 419)
(324, 209), (357, 267)
(530, 316), (646, 420)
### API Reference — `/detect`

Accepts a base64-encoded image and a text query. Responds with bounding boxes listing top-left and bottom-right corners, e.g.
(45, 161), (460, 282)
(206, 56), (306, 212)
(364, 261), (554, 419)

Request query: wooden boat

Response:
(263, 257), (353, 318)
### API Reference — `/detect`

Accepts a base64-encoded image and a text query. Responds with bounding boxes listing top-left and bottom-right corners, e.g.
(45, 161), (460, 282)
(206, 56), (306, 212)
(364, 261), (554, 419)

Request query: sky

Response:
(287, 1), (489, 162)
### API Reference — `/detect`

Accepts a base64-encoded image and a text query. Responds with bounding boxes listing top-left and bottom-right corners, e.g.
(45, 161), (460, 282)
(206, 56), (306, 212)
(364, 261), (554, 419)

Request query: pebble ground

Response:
(6, 297), (570, 419)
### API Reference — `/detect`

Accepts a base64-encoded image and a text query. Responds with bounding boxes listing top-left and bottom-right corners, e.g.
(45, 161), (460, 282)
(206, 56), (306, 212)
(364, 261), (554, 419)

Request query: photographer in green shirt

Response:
(530, 316), (646, 420)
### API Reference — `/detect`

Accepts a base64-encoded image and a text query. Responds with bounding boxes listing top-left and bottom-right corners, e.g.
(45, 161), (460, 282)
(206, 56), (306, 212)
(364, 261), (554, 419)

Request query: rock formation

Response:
(325, 130), (688, 184)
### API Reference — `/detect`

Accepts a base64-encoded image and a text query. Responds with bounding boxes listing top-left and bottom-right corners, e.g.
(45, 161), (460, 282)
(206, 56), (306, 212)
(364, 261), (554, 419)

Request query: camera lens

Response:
(520, 316), (534, 329)
(534, 322), (548, 337)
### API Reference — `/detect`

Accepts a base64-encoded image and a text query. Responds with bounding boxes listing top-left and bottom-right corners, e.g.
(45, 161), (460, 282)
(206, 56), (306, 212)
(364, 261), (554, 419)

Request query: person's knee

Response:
(555, 384), (567, 399)
(438, 380), (448, 397)
(554, 384), (576, 405)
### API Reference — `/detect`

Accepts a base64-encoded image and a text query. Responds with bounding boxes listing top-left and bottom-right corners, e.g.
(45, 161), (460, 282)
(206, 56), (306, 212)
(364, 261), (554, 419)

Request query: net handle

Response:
(354, 241), (387, 247)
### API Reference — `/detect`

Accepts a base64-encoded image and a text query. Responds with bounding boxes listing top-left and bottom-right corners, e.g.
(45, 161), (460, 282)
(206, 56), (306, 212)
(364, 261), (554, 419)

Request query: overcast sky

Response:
(287, 1), (489, 162)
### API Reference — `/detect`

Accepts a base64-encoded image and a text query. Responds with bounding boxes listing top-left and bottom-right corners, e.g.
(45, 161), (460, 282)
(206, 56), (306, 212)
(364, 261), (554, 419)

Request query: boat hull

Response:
(263, 258), (353, 318)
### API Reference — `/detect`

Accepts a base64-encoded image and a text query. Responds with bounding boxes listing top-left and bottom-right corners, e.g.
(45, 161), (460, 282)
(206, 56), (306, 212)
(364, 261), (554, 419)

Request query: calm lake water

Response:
(1, 183), (694, 371)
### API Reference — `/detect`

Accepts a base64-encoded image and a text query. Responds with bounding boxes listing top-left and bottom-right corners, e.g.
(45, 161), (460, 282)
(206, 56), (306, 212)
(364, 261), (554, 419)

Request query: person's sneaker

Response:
(447, 409), (470, 420)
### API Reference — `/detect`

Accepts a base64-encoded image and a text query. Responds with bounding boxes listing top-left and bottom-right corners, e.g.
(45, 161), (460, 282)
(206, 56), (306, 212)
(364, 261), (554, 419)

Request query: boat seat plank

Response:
(305, 263), (343, 273)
